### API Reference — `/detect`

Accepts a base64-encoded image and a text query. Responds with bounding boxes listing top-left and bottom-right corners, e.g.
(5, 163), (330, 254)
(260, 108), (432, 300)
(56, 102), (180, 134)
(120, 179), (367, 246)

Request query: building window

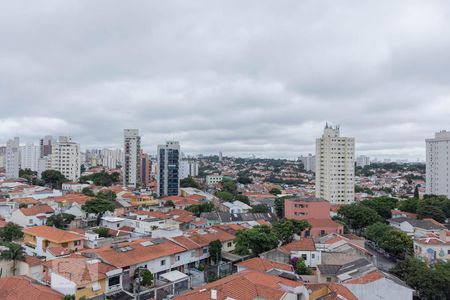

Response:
(161, 259), (166, 266)
(227, 242), (232, 247)
(176, 255), (180, 261)
(302, 254), (307, 261)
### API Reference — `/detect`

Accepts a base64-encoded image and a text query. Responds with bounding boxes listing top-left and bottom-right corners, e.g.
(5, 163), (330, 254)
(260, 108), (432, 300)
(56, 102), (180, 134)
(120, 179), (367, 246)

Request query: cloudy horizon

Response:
(1, 1), (449, 160)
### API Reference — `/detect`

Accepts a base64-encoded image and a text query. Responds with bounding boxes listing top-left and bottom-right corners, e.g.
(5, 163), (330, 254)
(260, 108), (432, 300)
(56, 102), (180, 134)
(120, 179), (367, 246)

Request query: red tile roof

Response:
(237, 257), (294, 273)
(24, 226), (84, 243)
(280, 238), (316, 252)
(20, 204), (54, 216)
(345, 270), (385, 284)
(0, 276), (63, 300)
(173, 270), (303, 300)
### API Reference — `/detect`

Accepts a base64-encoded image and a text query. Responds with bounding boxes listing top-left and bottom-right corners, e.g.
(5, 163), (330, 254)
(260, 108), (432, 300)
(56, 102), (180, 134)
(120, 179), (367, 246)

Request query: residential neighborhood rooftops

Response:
(280, 238), (316, 252)
(20, 204), (54, 216)
(0, 276), (63, 300)
(237, 257), (294, 273)
(24, 225), (84, 243)
(388, 217), (446, 230)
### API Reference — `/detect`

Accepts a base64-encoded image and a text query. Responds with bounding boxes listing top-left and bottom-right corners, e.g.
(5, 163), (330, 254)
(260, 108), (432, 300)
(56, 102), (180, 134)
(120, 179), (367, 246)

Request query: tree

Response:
(94, 227), (110, 238)
(414, 185), (420, 199)
(274, 197), (285, 218)
(141, 269), (153, 286)
(0, 242), (25, 275)
(215, 191), (234, 202)
(62, 295), (76, 300)
(220, 179), (237, 194)
(235, 194), (250, 205)
(237, 175), (252, 184)
(338, 204), (384, 233)
(417, 205), (446, 223)
(234, 225), (278, 255)
(250, 204), (270, 213)
(391, 258), (450, 300)
(397, 197), (419, 213)
(79, 171), (120, 186)
(293, 257), (313, 275)
(363, 222), (390, 244)
(269, 188), (282, 196)
(0, 223), (23, 242)
(19, 168), (37, 185)
(46, 213), (76, 229)
(82, 197), (115, 225)
(41, 170), (68, 189)
(209, 239), (222, 264)
(82, 187), (95, 197)
(96, 191), (117, 201)
(363, 222), (413, 258)
(164, 200), (175, 207)
(360, 196), (398, 220)
(185, 202), (214, 217)
(272, 219), (310, 245)
(180, 176), (200, 189)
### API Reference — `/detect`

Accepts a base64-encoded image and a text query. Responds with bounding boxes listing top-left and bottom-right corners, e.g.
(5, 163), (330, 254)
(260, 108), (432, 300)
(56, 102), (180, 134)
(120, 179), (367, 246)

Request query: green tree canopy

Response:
(0, 222), (23, 242)
(94, 227), (110, 238)
(82, 197), (115, 225)
(360, 196), (398, 220)
(46, 213), (76, 229)
(274, 197), (286, 218)
(417, 205), (446, 223)
(338, 204), (384, 233)
(180, 176), (200, 189)
(82, 187), (95, 196)
(397, 197), (419, 213)
(41, 170), (68, 189)
(215, 191), (234, 202)
(250, 204), (270, 213)
(234, 225), (278, 255)
(235, 194), (250, 205)
(269, 188), (282, 196)
(220, 179), (237, 194)
(141, 269), (153, 287)
(363, 222), (413, 258)
(237, 175), (252, 184)
(79, 171), (120, 186)
(294, 257), (313, 275)
(185, 202), (214, 217)
(272, 219), (310, 245)
(208, 239), (222, 264)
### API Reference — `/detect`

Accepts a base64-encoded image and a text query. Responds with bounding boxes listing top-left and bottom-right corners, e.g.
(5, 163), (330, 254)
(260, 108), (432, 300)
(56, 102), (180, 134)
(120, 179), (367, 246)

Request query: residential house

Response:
(344, 270), (414, 300)
(0, 276), (63, 300)
(414, 236), (450, 263)
(23, 225), (84, 258)
(388, 217), (446, 237)
(9, 204), (55, 227)
(46, 254), (123, 300)
(302, 218), (344, 238)
(220, 200), (252, 214)
(172, 269), (310, 300)
(236, 257), (294, 274)
(284, 197), (331, 220)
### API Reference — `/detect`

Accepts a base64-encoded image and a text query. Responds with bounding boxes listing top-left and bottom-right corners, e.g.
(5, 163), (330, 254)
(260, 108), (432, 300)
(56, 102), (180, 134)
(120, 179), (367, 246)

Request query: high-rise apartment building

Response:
(157, 141), (180, 197)
(123, 129), (141, 188)
(102, 148), (124, 169)
(20, 142), (40, 172)
(50, 136), (81, 182)
(315, 124), (355, 204)
(0, 146), (6, 169)
(298, 154), (316, 172)
(179, 159), (199, 179)
(356, 155), (371, 168)
(40, 135), (55, 158)
(5, 137), (20, 179)
(140, 152), (151, 188)
(426, 130), (450, 198)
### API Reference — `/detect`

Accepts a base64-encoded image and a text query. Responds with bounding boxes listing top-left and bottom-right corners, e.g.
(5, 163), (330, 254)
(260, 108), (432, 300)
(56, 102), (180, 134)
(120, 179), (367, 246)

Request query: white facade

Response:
(123, 129), (141, 188)
(356, 155), (370, 168)
(179, 160), (199, 179)
(50, 136), (81, 181)
(426, 130), (450, 197)
(206, 174), (223, 186)
(315, 125), (355, 204)
(299, 154), (316, 172)
(5, 137), (20, 179)
(20, 142), (40, 172)
(102, 148), (124, 169)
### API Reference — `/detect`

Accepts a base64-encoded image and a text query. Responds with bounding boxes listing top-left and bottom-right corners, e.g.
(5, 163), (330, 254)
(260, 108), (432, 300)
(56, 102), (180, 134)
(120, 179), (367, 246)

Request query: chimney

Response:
(211, 289), (217, 300)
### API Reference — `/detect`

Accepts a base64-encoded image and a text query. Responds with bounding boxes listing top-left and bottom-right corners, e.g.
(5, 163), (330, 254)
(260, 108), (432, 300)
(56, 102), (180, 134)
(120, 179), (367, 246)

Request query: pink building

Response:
(285, 197), (343, 238)
(284, 197), (331, 220)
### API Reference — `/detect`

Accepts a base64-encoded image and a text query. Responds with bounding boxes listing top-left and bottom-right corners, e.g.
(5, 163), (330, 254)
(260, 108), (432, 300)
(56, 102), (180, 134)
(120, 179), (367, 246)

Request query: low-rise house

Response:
(278, 238), (322, 267)
(344, 270), (414, 300)
(9, 204), (55, 227)
(46, 254), (123, 299)
(23, 225), (84, 258)
(82, 237), (189, 289)
(173, 269), (310, 300)
(220, 200), (252, 213)
(414, 236), (450, 263)
(61, 182), (91, 193)
(302, 218), (344, 238)
(200, 211), (277, 225)
(0, 198), (15, 218)
(236, 257), (294, 274)
(317, 258), (376, 283)
(0, 275), (63, 300)
(388, 217), (446, 237)
(316, 234), (374, 265)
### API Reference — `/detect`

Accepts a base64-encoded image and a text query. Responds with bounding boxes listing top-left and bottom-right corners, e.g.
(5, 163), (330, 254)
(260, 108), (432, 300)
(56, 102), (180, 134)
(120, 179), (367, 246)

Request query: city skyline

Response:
(2, 1), (450, 159)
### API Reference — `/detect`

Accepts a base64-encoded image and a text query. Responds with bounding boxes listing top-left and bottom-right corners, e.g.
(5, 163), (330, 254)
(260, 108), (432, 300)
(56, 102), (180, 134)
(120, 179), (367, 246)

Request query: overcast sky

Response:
(1, 1), (449, 160)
